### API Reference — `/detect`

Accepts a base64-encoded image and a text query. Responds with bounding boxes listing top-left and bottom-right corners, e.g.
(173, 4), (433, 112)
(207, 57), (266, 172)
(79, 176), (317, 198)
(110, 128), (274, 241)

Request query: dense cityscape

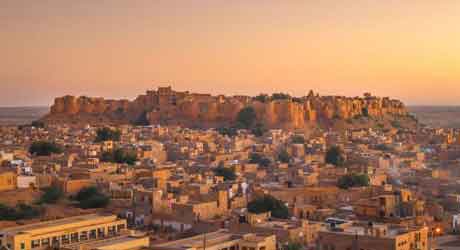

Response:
(1, 87), (460, 250)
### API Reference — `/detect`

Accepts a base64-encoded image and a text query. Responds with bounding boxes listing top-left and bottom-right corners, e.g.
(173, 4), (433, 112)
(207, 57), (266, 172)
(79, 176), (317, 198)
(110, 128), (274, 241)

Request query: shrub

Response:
(337, 174), (370, 189)
(75, 187), (110, 209)
(284, 242), (302, 250)
(100, 148), (137, 165)
(325, 145), (345, 167)
(95, 127), (121, 142)
(271, 93), (291, 100)
(251, 122), (267, 137)
(249, 153), (271, 167)
(248, 195), (289, 219)
(0, 203), (41, 220)
(39, 186), (63, 204)
(278, 150), (291, 163)
(29, 141), (63, 156)
(291, 135), (305, 144)
(214, 166), (236, 181)
(254, 94), (270, 103)
(217, 127), (238, 137)
(236, 107), (257, 129)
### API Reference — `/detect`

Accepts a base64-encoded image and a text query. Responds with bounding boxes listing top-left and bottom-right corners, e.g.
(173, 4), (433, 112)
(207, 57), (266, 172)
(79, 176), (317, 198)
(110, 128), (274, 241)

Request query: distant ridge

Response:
(0, 106), (49, 125)
(408, 106), (460, 128)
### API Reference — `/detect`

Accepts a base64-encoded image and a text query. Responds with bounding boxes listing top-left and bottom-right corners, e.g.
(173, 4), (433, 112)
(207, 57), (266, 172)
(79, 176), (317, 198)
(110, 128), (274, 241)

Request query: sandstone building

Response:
(45, 87), (408, 129)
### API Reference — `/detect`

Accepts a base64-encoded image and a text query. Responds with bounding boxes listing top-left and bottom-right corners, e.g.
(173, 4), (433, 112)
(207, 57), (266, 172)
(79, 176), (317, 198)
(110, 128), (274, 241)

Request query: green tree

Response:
(284, 242), (302, 250)
(325, 146), (345, 167)
(39, 186), (63, 204)
(362, 107), (369, 117)
(271, 93), (291, 100)
(214, 166), (237, 181)
(100, 148), (137, 165)
(75, 186), (110, 209)
(337, 173), (370, 189)
(249, 153), (271, 167)
(29, 141), (63, 156)
(236, 107), (257, 129)
(254, 94), (269, 103)
(291, 135), (305, 144)
(95, 127), (121, 142)
(217, 126), (238, 137)
(248, 195), (289, 219)
(278, 150), (291, 163)
(0, 203), (41, 220)
(251, 122), (267, 137)
(249, 153), (263, 164)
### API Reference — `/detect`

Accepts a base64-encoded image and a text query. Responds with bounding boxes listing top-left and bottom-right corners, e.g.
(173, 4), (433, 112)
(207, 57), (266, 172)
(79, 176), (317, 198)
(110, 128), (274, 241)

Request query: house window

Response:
(41, 238), (50, 246)
(108, 226), (116, 236)
(98, 228), (105, 238)
(117, 224), (126, 231)
(71, 232), (79, 243)
(20, 242), (25, 250)
(80, 231), (88, 241)
(31, 240), (40, 248)
(52, 237), (59, 246)
(89, 229), (97, 239)
(61, 235), (70, 245)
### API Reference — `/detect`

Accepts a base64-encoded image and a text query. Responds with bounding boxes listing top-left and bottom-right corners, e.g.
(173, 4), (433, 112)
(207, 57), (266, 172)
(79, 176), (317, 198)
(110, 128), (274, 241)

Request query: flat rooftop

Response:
(154, 230), (234, 250)
(0, 214), (120, 236)
(81, 234), (149, 250)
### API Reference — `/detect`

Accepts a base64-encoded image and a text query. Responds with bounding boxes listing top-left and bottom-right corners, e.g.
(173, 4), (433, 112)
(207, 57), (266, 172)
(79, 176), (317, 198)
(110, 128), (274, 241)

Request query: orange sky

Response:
(1, 0), (460, 106)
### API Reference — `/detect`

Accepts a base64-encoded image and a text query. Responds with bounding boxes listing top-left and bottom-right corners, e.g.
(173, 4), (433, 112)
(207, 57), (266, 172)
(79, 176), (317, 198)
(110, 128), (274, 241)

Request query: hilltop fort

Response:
(43, 86), (408, 129)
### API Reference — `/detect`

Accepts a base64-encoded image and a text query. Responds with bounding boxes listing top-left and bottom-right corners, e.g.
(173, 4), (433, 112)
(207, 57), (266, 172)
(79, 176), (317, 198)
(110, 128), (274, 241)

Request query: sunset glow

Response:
(1, 0), (460, 106)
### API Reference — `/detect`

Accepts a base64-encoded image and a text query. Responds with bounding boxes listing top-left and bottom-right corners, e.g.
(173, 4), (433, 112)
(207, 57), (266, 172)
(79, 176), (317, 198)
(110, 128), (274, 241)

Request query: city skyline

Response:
(1, 0), (460, 106)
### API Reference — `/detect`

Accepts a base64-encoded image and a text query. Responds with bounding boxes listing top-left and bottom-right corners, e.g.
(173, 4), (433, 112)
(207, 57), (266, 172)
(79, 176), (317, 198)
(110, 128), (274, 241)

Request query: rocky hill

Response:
(43, 86), (409, 129)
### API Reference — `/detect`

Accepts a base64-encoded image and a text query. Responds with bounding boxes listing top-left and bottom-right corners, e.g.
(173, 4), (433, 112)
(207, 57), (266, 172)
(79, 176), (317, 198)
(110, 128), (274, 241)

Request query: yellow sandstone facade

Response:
(0, 170), (17, 191)
(0, 214), (127, 250)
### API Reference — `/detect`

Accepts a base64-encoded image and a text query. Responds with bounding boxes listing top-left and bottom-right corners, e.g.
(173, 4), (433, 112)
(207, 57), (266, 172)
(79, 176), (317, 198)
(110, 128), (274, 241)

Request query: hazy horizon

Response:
(2, 1), (460, 106)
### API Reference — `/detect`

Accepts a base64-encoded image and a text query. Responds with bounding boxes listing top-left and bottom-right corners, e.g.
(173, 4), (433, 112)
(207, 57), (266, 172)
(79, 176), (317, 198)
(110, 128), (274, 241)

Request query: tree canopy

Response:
(278, 150), (291, 163)
(75, 186), (110, 209)
(95, 127), (121, 142)
(249, 153), (271, 167)
(29, 141), (63, 156)
(38, 186), (63, 204)
(271, 93), (291, 100)
(254, 94), (270, 103)
(325, 145), (345, 167)
(248, 195), (289, 219)
(100, 148), (137, 165)
(236, 107), (257, 129)
(251, 122), (268, 137)
(0, 203), (41, 221)
(217, 126), (238, 137)
(291, 135), (305, 144)
(337, 173), (370, 189)
(283, 243), (302, 250)
(214, 166), (237, 181)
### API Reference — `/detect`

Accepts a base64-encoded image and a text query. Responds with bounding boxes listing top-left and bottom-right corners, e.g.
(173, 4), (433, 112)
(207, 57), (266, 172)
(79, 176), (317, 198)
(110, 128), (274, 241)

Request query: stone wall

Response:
(45, 87), (408, 129)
